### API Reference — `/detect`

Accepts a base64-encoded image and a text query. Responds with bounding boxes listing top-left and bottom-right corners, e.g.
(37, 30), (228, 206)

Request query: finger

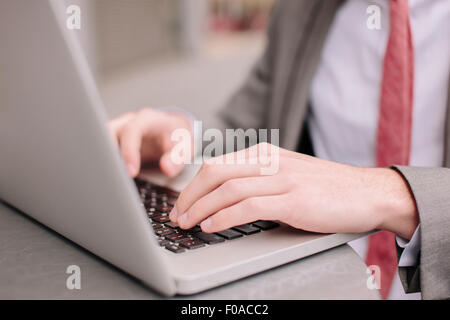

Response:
(118, 121), (143, 177)
(172, 162), (263, 222)
(107, 113), (135, 141)
(159, 151), (185, 178)
(159, 131), (191, 178)
(199, 195), (286, 233)
(176, 175), (285, 229)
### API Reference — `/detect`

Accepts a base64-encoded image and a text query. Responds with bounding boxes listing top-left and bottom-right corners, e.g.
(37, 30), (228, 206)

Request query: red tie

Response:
(366, 0), (414, 300)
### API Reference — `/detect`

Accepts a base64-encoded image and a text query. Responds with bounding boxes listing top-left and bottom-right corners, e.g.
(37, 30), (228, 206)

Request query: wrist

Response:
(371, 168), (419, 239)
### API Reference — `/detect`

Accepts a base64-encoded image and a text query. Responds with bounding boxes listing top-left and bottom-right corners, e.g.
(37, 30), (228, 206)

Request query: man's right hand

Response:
(107, 108), (192, 178)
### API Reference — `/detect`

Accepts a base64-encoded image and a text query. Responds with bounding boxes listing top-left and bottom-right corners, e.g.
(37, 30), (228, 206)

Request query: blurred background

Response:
(71, 0), (274, 127)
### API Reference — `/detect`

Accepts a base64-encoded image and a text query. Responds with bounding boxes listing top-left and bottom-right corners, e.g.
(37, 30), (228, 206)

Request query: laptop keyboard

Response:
(134, 178), (280, 254)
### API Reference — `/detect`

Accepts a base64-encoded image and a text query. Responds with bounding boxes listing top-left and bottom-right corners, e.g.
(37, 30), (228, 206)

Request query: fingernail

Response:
(127, 163), (136, 176)
(178, 213), (187, 226)
(201, 218), (212, 232)
(169, 207), (178, 222)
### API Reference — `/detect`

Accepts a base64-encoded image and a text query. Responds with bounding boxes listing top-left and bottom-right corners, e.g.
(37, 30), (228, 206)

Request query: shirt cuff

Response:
(396, 224), (421, 267)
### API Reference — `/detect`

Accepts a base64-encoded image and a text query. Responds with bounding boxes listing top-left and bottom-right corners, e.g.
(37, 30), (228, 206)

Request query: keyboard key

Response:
(232, 224), (261, 235)
(152, 215), (171, 223)
(157, 194), (169, 202)
(146, 195), (157, 202)
(195, 232), (225, 244)
(136, 180), (289, 254)
(158, 238), (170, 247)
(165, 244), (185, 253)
(151, 222), (163, 230)
(145, 204), (158, 211)
(156, 205), (171, 213)
(179, 239), (205, 250)
(216, 229), (243, 240)
(164, 221), (179, 229)
(166, 232), (191, 243)
(180, 226), (202, 235)
(134, 178), (149, 188)
(139, 192), (148, 199)
(147, 211), (163, 219)
(155, 227), (175, 237)
(252, 221), (280, 231)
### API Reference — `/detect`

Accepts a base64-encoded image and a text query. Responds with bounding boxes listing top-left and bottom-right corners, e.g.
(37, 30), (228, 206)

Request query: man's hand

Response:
(107, 108), (192, 177)
(170, 143), (419, 240)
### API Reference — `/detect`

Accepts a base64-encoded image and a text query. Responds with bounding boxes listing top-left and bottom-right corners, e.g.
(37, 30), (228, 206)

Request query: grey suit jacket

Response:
(215, 0), (450, 299)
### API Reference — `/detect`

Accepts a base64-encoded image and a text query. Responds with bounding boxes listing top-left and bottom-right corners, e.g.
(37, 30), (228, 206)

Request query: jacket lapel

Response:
(275, 0), (343, 150)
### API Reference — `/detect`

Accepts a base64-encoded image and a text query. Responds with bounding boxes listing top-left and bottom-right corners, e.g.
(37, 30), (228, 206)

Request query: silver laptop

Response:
(0, 0), (364, 296)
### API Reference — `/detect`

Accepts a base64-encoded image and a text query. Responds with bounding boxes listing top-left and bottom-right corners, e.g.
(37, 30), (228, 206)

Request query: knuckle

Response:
(285, 174), (298, 189)
(204, 155), (220, 165)
(243, 197), (260, 212)
(137, 108), (159, 120)
(138, 107), (152, 115)
(200, 161), (215, 176)
(221, 179), (239, 195)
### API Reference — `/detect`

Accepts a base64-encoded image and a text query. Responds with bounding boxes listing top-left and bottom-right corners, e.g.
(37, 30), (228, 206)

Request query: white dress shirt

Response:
(309, 0), (450, 299)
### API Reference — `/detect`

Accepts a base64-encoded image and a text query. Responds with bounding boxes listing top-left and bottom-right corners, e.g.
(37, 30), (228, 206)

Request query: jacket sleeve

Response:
(392, 166), (450, 300)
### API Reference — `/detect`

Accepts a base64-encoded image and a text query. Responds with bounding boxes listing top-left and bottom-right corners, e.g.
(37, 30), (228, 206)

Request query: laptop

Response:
(0, 0), (365, 296)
